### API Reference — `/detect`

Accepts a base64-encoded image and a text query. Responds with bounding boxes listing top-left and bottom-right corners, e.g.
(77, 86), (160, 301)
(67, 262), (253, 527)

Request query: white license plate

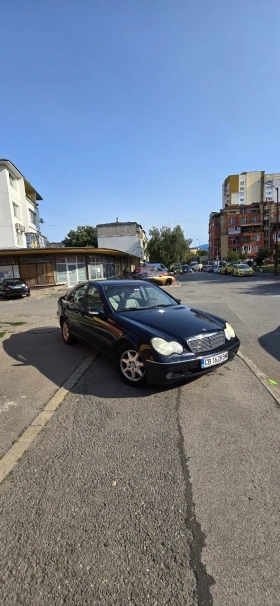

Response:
(201, 351), (228, 368)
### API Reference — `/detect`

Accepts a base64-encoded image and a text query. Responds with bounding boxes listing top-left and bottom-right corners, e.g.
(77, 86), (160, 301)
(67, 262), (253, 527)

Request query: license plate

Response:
(201, 351), (228, 368)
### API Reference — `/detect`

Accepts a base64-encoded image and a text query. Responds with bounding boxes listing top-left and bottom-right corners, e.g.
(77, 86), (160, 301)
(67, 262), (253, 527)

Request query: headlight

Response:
(151, 337), (183, 355)
(224, 322), (236, 340)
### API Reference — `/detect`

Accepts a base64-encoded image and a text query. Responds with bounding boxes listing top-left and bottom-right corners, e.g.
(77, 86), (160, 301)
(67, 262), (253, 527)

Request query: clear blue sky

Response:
(1, 0), (279, 246)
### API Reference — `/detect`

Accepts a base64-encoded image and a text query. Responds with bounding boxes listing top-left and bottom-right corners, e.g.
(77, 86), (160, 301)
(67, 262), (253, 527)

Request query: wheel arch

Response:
(115, 335), (139, 355)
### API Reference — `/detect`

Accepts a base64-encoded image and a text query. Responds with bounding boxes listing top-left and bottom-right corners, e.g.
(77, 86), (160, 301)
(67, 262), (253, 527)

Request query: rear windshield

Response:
(5, 279), (24, 285)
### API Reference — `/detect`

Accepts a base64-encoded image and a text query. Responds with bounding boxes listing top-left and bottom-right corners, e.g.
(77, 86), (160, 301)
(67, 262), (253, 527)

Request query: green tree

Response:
(226, 250), (240, 262)
(254, 247), (271, 266)
(226, 250), (247, 262)
(63, 225), (98, 247)
(147, 225), (192, 267)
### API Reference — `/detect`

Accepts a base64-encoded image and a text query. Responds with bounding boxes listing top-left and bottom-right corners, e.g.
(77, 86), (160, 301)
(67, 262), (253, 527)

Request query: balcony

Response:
(228, 226), (241, 234)
(241, 226), (263, 234)
(25, 233), (48, 249)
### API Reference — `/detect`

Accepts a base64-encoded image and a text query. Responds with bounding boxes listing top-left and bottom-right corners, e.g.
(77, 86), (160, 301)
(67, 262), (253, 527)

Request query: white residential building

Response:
(97, 221), (148, 260)
(0, 159), (46, 249)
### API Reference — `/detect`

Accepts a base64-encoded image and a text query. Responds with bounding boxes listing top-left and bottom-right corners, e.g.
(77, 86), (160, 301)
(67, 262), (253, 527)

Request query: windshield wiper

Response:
(146, 303), (174, 309)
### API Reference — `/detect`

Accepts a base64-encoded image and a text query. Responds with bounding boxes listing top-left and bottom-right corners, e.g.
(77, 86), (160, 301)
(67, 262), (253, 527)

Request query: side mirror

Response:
(175, 298), (182, 304)
(88, 307), (104, 316)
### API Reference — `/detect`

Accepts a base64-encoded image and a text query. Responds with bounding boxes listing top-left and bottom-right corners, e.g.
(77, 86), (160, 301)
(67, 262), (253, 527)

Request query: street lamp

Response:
(259, 180), (279, 275)
(197, 239), (200, 264)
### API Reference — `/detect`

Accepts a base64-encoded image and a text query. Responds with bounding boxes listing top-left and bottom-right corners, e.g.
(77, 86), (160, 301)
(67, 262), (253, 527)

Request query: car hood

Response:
(116, 305), (225, 342)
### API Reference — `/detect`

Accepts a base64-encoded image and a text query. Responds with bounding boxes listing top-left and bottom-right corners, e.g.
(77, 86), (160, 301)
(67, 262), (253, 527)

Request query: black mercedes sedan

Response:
(0, 278), (30, 298)
(57, 280), (240, 386)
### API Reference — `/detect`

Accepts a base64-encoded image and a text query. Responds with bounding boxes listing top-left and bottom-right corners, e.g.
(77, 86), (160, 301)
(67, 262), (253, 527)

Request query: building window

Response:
(229, 218), (236, 225)
(240, 181), (245, 185)
(252, 235), (260, 241)
(266, 197), (273, 201)
(264, 239), (269, 247)
(253, 246), (260, 251)
(13, 202), (20, 218)
(264, 219), (269, 226)
(264, 229), (269, 236)
(240, 198), (244, 202)
(9, 173), (18, 190)
(240, 187), (244, 191)
(241, 217), (247, 224)
(264, 209), (270, 216)
(29, 209), (37, 224)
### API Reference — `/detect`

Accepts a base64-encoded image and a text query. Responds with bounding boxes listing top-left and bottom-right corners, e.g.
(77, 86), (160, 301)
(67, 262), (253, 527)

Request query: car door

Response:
(64, 283), (88, 338)
(82, 285), (119, 354)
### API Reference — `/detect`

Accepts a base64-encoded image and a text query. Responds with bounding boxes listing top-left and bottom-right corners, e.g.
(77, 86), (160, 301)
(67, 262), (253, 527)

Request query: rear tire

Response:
(165, 278), (173, 285)
(61, 319), (74, 345)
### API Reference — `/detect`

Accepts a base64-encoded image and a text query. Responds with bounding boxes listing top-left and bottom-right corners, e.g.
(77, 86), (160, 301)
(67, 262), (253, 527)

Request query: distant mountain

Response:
(200, 243), (209, 250)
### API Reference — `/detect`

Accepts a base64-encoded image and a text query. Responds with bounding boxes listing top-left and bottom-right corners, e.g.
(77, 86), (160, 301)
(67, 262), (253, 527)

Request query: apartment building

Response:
(209, 200), (279, 261)
(222, 171), (280, 209)
(0, 159), (47, 249)
(208, 212), (221, 259)
(97, 221), (148, 260)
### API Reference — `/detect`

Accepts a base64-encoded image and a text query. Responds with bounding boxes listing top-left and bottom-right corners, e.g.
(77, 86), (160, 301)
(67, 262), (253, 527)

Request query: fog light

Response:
(166, 371), (183, 380)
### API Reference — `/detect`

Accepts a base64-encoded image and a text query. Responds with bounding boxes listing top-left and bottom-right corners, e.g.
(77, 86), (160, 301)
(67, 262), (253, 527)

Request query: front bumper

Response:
(144, 339), (240, 385)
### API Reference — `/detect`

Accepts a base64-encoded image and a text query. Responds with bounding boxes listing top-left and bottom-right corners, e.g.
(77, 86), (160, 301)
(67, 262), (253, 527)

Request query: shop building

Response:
(0, 247), (137, 287)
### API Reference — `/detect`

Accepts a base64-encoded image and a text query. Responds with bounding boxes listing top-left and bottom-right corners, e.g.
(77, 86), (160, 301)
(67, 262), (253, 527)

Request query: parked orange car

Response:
(133, 270), (176, 286)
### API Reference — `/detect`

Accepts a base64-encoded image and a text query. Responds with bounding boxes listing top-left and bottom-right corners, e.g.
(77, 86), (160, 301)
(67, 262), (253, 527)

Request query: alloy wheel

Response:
(62, 321), (70, 342)
(120, 349), (145, 383)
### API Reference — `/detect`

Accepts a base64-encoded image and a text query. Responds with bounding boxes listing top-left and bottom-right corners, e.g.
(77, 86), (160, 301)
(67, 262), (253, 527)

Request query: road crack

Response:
(176, 386), (215, 605)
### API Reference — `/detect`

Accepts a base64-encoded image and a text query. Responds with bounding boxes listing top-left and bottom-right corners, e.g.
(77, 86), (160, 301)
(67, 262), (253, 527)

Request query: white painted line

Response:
(237, 351), (280, 407)
(0, 353), (97, 484)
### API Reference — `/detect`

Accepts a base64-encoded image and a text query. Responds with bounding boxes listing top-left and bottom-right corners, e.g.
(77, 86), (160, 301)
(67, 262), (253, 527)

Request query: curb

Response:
(0, 353), (97, 484)
(237, 351), (280, 408)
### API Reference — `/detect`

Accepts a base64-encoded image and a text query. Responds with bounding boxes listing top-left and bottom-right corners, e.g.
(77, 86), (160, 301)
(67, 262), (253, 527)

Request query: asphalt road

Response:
(0, 291), (90, 457)
(1, 274), (280, 605)
(178, 272), (280, 388)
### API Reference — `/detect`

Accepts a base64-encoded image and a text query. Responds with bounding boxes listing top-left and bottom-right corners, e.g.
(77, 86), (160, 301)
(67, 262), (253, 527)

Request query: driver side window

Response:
(68, 284), (87, 304)
(86, 285), (104, 309)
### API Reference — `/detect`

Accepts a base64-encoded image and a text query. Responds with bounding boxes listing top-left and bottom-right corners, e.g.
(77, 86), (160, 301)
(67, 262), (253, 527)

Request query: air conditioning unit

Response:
(15, 223), (25, 232)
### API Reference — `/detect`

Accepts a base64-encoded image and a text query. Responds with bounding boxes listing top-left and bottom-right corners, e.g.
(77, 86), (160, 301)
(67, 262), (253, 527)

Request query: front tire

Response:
(61, 319), (74, 345)
(165, 278), (173, 285)
(117, 344), (146, 386)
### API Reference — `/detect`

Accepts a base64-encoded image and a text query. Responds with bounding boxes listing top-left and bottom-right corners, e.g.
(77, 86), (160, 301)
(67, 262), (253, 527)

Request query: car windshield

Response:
(104, 283), (177, 311)
(5, 279), (24, 285)
(238, 264), (250, 269)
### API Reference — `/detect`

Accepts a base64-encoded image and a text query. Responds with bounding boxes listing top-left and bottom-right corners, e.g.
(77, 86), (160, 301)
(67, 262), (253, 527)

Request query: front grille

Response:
(187, 331), (225, 354)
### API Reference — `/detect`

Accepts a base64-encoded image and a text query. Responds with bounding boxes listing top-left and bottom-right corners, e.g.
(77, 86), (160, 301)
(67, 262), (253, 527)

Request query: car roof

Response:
(74, 280), (152, 287)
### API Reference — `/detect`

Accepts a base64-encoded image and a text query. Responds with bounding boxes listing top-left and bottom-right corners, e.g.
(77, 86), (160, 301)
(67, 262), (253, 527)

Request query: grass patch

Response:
(255, 265), (280, 275)
(0, 331), (6, 338)
(0, 321), (26, 326)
